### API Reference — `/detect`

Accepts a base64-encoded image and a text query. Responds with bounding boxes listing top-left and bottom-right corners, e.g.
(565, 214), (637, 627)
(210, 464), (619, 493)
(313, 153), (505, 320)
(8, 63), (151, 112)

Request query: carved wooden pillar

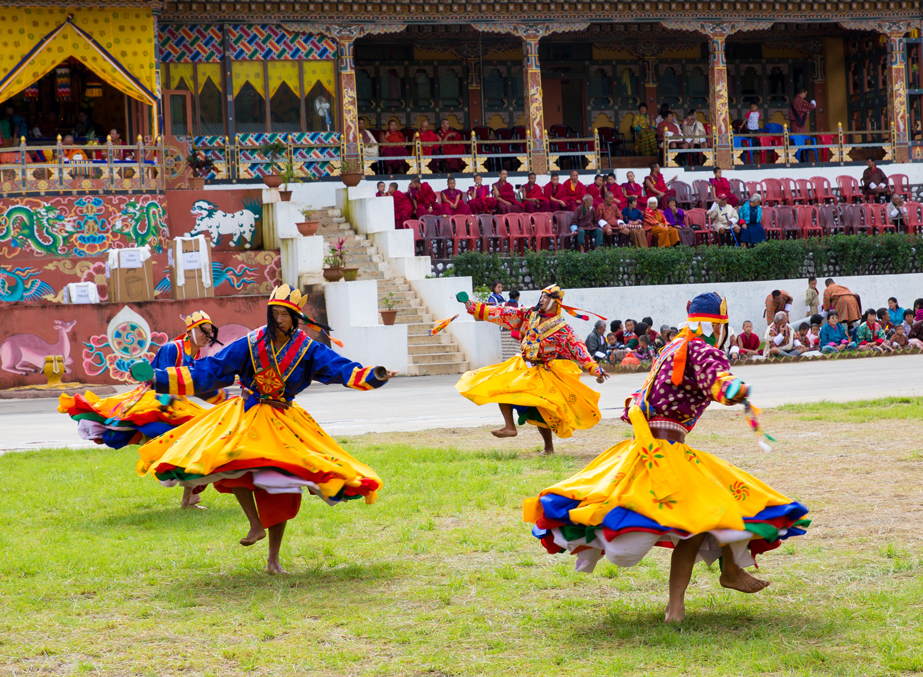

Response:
(473, 23), (587, 175)
(642, 58), (658, 111)
(466, 57), (483, 128)
(840, 21), (914, 163)
(151, 7), (162, 139)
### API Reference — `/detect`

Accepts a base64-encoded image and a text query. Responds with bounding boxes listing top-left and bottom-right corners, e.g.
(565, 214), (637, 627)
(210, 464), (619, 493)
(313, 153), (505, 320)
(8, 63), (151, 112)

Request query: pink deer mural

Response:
(0, 319), (77, 375)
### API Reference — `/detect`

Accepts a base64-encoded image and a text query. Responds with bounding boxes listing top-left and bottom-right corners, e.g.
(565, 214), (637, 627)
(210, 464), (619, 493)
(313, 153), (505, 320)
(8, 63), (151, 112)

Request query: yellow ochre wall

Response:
(824, 37), (848, 130)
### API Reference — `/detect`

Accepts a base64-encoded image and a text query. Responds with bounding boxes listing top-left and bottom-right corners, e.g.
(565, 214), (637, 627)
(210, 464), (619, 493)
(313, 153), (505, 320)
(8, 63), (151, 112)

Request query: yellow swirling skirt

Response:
(455, 356), (601, 438)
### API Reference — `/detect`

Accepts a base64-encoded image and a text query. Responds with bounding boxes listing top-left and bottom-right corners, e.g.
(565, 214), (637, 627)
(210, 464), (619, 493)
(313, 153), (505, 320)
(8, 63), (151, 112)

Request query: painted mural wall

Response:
(0, 294), (328, 389)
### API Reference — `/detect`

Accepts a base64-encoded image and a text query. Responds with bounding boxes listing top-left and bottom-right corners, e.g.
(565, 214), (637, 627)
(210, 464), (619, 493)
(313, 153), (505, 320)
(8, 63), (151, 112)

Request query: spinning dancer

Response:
(455, 285), (609, 454)
(132, 285), (396, 573)
(524, 292), (810, 622)
(58, 311), (229, 509)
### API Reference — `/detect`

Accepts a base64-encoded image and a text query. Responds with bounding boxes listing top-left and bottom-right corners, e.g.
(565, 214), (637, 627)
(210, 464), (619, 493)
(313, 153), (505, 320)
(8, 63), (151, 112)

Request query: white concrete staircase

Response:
(317, 208), (469, 376)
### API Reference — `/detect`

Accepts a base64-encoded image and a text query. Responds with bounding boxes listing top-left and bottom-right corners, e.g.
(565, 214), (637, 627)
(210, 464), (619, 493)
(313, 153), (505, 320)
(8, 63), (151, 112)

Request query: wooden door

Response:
(542, 78), (563, 128)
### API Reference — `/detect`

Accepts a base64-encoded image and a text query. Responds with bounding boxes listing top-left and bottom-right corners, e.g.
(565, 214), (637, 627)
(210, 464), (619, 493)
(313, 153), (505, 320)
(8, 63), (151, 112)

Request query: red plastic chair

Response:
(422, 215), (451, 258)
(794, 206), (823, 239)
(451, 215), (478, 255)
(775, 206), (801, 239)
(505, 214), (533, 255)
(686, 208), (715, 246)
(403, 219), (423, 254)
(836, 175), (864, 204)
(866, 203), (894, 234)
(817, 205), (839, 236)
(692, 180), (711, 209)
(744, 181), (762, 203)
(761, 178), (785, 207)
(834, 204), (856, 235)
(476, 214), (500, 254)
(850, 204), (875, 236)
(729, 178), (747, 204)
(816, 134), (835, 162)
(889, 174), (911, 201)
(762, 207), (781, 240)
(553, 211), (576, 249)
(811, 176), (838, 205)
(905, 201), (923, 235)
(779, 178), (798, 206)
(531, 213), (557, 251)
(669, 181), (696, 210)
(794, 179), (815, 205)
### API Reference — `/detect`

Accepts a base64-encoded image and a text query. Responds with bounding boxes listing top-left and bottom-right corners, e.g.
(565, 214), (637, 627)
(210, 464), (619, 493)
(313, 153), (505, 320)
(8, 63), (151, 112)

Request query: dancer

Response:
(132, 285), (396, 573)
(455, 285), (609, 454)
(58, 311), (229, 508)
(524, 292), (810, 622)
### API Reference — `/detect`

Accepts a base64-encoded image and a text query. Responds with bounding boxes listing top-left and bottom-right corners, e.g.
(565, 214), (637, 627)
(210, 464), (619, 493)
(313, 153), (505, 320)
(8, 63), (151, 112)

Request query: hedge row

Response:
(449, 235), (923, 289)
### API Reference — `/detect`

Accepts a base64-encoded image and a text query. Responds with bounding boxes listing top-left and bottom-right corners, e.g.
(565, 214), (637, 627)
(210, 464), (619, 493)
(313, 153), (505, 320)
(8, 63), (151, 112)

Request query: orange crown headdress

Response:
(269, 284), (307, 312)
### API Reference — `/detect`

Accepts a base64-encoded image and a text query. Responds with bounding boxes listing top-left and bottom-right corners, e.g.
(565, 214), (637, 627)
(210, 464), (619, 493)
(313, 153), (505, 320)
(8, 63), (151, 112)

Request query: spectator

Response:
(505, 290), (520, 308)
(643, 162), (677, 209)
(609, 319), (622, 335)
(574, 194), (603, 253)
(663, 197), (695, 246)
(388, 182), (414, 226)
(520, 172), (550, 213)
(74, 111), (96, 138)
(382, 120), (408, 174)
(408, 175), (446, 217)
(376, 181), (387, 197)
(59, 135), (86, 162)
(734, 194), (765, 247)
(585, 320), (608, 360)
(663, 327), (678, 343)
(605, 173), (626, 209)
(861, 157), (890, 202)
(632, 321), (651, 350)
(887, 195), (908, 232)
(744, 102), (763, 134)
(632, 103), (657, 155)
(487, 281), (505, 305)
(622, 171), (643, 201)
(619, 195), (648, 248)
(707, 195), (738, 242)
(492, 169), (523, 214)
(805, 277), (820, 317)
(709, 166), (739, 207)
(653, 324), (670, 353)
(656, 111), (689, 163)
(641, 318), (659, 345)
(819, 311), (857, 353)
(764, 289), (793, 327)
(765, 311), (799, 357)
(560, 169), (587, 211)
(587, 174), (606, 208)
(731, 320), (762, 364)
(437, 119), (465, 173)
(440, 177), (472, 216)
(634, 334), (655, 362)
(857, 309), (893, 352)
(806, 317), (823, 349)
(106, 128), (126, 161)
(891, 323), (909, 350)
(358, 118), (379, 163)
(682, 110), (707, 166)
(468, 173), (498, 214)
(615, 319), (637, 347)
(789, 88), (816, 134)
(887, 297), (905, 325)
(605, 332), (623, 363)
(793, 322), (821, 357)
(910, 306), (923, 349)
(901, 309), (914, 336)
(643, 197), (681, 247)
(4, 104), (27, 140)
(823, 279), (862, 326)
(597, 190), (624, 242)
(876, 308), (894, 336)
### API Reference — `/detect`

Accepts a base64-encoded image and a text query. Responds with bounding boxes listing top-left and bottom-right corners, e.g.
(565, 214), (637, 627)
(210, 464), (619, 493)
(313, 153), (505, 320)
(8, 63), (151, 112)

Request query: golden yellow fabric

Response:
(303, 60), (336, 97)
(0, 8), (156, 104)
(524, 406), (796, 534)
(136, 398), (382, 504)
(197, 63), (222, 95)
(168, 63), (194, 91)
(455, 355), (601, 438)
(232, 61), (265, 98)
(58, 389), (206, 426)
(267, 61), (299, 98)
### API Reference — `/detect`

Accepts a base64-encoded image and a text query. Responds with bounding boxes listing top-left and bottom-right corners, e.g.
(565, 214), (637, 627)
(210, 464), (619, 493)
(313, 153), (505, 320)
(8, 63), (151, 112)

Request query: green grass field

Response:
(2, 398), (923, 676)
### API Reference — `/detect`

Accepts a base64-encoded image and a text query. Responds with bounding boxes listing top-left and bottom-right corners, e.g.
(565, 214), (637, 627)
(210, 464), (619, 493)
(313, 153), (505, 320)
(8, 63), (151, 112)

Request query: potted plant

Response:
(323, 237), (347, 282)
(279, 158), (301, 202)
(380, 291), (399, 325)
(339, 157), (363, 187)
(185, 145), (215, 191)
(259, 139), (288, 188)
(297, 205), (321, 237)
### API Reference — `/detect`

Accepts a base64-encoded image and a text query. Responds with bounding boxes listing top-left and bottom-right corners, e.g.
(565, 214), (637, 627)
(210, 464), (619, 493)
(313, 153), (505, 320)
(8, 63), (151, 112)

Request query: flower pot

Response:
(340, 172), (363, 188)
(262, 174), (284, 188)
(279, 190), (293, 202)
(342, 267), (359, 282)
(296, 221), (319, 237)
(188, 176), (205, 190)
(380, 310), (398, 326)
(323, 267), (344, 282)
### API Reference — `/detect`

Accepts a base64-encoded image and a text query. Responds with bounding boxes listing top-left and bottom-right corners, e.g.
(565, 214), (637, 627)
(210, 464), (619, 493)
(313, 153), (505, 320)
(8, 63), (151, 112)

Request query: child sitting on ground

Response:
(730, 320), (761, 363)
(891, 323), (909, 350)
(902, 309), (915, 336)
(633, 334), (655, 362)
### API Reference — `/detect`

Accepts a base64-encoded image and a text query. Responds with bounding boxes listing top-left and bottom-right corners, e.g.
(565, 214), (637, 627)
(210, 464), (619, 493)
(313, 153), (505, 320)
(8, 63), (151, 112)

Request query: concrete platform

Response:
(0, 353), (919, 454)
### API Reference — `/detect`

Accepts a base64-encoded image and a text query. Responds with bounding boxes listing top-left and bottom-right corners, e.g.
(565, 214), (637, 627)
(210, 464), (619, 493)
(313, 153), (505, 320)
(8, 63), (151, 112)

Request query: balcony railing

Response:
(730, 123), (894, 167)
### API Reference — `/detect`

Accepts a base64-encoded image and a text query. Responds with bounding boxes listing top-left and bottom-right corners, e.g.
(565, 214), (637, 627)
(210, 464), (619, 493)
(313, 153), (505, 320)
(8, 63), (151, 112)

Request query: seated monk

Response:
(587, 174), (607, 208)
(493, 169), (523, 214)
(709, 166), (739, 207)
(520, 172), (550, 213)
(438, 119), (466, 173)
(389, 182), (414, 228)
(605, 174), (627, 211)
(375, 180), (387, 197)
(408, 176), (447, 218)
(622, 171), (644, 202)
(440, 177), (472, 216)
(417, 119), (441, 173)
(544, 172), (569, 212)
(468, 173), (498, 214)
(644, 162), (677, 208)
(642, 197), (680, 247)
(560, 169), (587, 210)
(382, 120), (408, 174)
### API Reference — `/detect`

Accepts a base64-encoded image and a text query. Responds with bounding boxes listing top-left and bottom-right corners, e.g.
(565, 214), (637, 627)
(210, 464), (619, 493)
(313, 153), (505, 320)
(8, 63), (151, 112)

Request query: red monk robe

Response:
(544, 182), (570, 212)
(440, 188), (472, 215)
(622, 180), (643, 201)
(383, 130), (408, 173)
(493, 180), (523, 214)
(605, 182), (628, 211)
(560, 177), (587, 210)
(468, 184), (498, 214)
(438, 127), (466, 172)
(521, 183), (550, 213)
(644, 172), (677, 208)
(587, 183), (606, 208)
(409, 182), (447, 218)
(391, 190), (414, 228)
(418, 128), (441, 172)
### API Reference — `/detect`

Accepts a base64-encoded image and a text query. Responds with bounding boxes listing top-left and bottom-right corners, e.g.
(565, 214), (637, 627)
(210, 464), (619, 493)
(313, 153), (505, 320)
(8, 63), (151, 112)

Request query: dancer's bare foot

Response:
(664, 600), (686, 623)
(491, 427), (517, 438)
(180, 487), (206, 509)
(240, 527), (266, 546)
(266, 559), (289, 575)
(538, 426), (554, 454)
(720, 567), (770, 593)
